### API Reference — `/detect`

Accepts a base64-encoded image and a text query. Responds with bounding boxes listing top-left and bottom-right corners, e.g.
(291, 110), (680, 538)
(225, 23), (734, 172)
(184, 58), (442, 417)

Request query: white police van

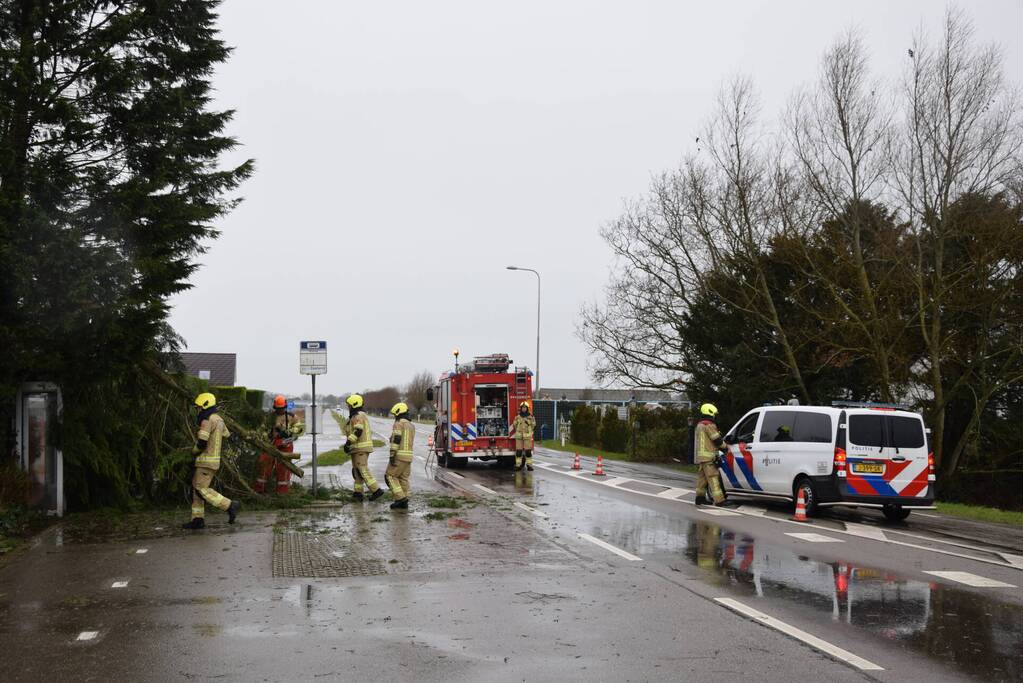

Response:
(720, 402), (935, 521)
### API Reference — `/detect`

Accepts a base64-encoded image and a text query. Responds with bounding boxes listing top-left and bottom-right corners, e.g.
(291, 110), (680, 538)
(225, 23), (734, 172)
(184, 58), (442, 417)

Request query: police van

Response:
(720, 402), (935, 521)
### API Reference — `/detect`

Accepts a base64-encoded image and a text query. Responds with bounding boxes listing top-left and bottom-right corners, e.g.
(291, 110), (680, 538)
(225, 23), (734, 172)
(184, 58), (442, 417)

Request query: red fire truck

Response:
(428, 353), (533, 469)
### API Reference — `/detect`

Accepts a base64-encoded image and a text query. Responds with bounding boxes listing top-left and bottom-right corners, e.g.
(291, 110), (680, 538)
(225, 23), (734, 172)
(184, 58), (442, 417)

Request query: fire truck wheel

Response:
(450, 456), (468, 469)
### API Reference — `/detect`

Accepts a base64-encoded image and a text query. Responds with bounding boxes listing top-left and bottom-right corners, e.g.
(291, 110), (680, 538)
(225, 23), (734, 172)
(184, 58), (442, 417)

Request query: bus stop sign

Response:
(300, 341), (327, 375)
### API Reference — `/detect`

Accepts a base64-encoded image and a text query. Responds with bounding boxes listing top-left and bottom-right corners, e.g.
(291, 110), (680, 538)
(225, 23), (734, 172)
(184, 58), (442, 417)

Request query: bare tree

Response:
(894, 9), (1023, 469)
(404, 370), (435, 412)
(783, 30), (914, 400)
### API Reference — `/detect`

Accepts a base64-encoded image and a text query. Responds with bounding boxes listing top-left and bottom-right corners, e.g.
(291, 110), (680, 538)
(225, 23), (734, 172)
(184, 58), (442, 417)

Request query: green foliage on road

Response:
(315, 449), (351, 467)
(935, 502), (1023, 529)
(330, 411), (386, 448)
(0, 1), (252, 510)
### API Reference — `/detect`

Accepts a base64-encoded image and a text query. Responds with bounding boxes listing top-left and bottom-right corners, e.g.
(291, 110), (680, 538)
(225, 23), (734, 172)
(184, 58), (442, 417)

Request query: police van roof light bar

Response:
(830, 400), (910, 410)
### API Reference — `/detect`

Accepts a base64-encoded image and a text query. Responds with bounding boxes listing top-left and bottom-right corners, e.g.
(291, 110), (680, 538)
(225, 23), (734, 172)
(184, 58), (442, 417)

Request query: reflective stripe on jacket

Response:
(390, 418), (415, 462)
(348, 413), (375, 453)
(196, 413), (230, 470)
(512, 415), (535, 439)
(695, 419), (723, 464)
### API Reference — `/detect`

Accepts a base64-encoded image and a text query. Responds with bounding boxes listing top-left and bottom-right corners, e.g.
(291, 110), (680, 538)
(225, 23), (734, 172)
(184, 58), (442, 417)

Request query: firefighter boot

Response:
(390, 498), (409, 510)
(181, 518), (205, 530)
(228, 500), (240, 524)
(516, 450), (525, 471)
(526, 450), (534, 472)
(352, 491), (364, 502)
(369, 488), (386, 502)
(694, 494), (709, 506)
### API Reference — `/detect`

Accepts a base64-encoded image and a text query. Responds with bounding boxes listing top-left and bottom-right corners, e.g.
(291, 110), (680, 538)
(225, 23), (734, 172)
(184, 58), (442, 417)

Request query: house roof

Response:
(180, 352), (237, 387)
(539, 387), (686, 403)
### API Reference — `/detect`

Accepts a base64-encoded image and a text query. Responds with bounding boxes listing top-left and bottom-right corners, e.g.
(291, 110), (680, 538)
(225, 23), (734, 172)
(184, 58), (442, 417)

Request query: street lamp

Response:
(506, 265), (540, 398)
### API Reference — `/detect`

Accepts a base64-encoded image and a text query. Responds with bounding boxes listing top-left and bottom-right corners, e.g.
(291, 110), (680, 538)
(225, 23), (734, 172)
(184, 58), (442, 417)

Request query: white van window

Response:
(759, 411), (798, 442)
(890, 416), (925, 449)
(849, 414), (884, 447)
(732, 413), (760, 441)
(792, 412), (832, 443)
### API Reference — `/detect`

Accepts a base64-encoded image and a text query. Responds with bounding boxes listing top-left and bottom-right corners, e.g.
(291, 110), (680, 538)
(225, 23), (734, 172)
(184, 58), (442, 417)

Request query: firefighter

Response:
(511, 401), (536, 471)
(254, 395), (304, 494)
(694, 403), (738, 508)
(182, 392), (240, 530)
(386, 402), (415, 510)
(344, 394), (384, 501)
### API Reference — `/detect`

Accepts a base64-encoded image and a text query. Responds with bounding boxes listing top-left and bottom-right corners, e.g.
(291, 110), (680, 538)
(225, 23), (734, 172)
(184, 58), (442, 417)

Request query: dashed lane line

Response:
(111, 580), (129, 588)
(698, 507), (742, 517)
(532, 461), (1023, 572)
(786, 532), (844, 543)
(922, 570), (1016, 588)
(715, 598), (884, 671)
(578, 533), (643, 562)
(76, 631), (99, 642)
(514, 502), (549, 519)
(134, 548), (148, 554)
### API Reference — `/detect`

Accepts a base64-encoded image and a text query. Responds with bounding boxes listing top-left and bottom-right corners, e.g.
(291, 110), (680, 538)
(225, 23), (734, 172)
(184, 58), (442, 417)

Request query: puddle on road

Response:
(681, 522), (1023, 681)
(463, 466), (1023, 681)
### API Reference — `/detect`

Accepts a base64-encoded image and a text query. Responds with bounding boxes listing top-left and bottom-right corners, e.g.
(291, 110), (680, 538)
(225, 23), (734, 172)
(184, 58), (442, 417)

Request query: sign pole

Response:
(311, 373), (317, 495)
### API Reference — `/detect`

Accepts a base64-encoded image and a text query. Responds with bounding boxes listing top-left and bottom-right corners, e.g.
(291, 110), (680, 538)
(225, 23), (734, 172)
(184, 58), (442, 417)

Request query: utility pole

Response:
(506, 266), (540, 398)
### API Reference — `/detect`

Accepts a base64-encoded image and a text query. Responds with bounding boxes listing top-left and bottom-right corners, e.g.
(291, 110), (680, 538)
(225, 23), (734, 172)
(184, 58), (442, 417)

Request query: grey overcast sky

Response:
(168, 0), (1023, 397)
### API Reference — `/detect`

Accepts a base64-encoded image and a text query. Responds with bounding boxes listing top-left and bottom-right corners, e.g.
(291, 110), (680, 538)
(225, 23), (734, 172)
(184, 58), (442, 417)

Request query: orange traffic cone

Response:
(593, 454), (606, 476)
(792, 490), (809, 522)
(572, 453), (581, 470)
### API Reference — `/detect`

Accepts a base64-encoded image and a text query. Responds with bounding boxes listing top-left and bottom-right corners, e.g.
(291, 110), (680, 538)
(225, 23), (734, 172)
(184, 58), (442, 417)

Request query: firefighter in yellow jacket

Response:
(386, 402), (415, 510)
(694, 403), (738, 508)
(183, 393), (240, 530)
(344, 394), (384, 501)
(511, 401), (536, 471)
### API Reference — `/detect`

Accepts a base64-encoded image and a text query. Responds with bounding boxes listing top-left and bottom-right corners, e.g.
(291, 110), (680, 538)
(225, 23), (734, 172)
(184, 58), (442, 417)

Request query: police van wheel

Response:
(794, 477), (818, 517)
(882, 504), (911, 522)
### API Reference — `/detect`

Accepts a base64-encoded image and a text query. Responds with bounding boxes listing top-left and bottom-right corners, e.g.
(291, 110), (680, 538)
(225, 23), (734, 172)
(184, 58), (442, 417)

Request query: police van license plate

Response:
(852, 462), (885, 474)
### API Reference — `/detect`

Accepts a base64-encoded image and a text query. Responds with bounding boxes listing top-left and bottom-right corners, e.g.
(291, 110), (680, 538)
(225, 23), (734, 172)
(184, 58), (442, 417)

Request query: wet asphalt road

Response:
(0, 413), (1019, 681)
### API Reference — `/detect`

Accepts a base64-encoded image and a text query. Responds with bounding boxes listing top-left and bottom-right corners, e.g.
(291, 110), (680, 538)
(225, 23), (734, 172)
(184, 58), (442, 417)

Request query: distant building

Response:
(180, 352), (237, 386)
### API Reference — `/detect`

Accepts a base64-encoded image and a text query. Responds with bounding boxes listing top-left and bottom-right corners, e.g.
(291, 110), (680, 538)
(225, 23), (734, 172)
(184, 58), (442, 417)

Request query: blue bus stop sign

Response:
(287, 400), (295, 411)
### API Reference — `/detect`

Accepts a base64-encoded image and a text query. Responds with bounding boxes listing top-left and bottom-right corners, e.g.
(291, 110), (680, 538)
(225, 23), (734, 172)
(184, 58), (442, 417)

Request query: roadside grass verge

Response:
(538, 440), (698, 473)
(936, 501), (1023, 528)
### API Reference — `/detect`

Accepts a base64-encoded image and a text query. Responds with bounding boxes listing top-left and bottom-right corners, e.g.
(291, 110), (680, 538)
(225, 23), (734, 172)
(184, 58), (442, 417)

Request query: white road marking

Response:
(473, 484), (498, 495)
(578, 533), (643, 561)
(715, 598), (883, 671)
(842, 523), (888, 541)
(657, 487), (693, 498)
(786, 532), (844, 543)
(1000, 552), (1023, 570)
(111, 581), (129, 588)
(736, 505), (766, 516)
(698, 507), (742, 516)
(533, 461), (1023, 571)
(76, 631), (99, 642)
(514, 502), (549, 519)
(135, 548), (148, 554)
(923, 571), (1016, 588)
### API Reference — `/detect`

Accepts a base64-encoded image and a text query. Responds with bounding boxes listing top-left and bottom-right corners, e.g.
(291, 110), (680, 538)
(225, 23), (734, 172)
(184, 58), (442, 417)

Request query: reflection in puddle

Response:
(686, 521), (1023, 681)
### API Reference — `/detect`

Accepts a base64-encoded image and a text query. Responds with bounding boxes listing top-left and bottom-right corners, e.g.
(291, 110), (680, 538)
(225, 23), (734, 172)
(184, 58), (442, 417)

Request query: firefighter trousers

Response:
(191, 466), (232, 519)
(515, 441), (533, 470)
(351, 452), (380, 493)
(695, 462), (726, 504)
(254, 441), (294, 494)
(385, 456), (412, 501)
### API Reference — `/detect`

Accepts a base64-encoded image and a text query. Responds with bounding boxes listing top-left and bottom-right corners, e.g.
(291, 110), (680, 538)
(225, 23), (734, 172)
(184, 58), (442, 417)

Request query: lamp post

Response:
(506, 266), (540, 398)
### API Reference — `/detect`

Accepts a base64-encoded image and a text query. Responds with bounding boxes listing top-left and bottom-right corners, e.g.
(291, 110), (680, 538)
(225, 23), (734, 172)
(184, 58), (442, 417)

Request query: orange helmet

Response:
(273, 394), (287, 409)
